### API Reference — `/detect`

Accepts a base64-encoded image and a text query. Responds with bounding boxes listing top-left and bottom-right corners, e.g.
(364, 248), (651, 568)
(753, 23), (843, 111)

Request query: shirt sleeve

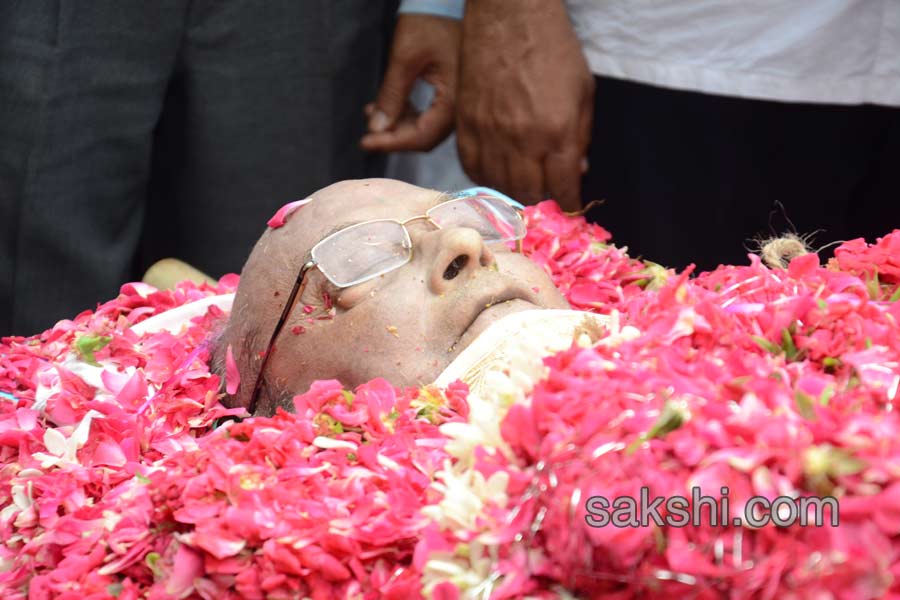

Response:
(397, 0), (465, 20)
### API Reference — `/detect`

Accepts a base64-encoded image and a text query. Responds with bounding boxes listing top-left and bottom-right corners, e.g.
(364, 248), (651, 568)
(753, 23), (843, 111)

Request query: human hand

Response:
(456, 0), (594, 211)
(360, 14), (461, 152)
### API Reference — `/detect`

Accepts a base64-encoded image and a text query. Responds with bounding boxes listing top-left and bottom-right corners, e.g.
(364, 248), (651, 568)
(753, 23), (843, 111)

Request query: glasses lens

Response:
(428, 194), (525, 243)
(311, 220), (411, 287)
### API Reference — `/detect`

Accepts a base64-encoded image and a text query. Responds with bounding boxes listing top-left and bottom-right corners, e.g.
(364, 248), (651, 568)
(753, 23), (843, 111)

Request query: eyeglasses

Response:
(246, 187), (527, 414)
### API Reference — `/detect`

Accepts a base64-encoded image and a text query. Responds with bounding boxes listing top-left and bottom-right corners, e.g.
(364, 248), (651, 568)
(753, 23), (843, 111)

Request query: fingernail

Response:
(369, 110), (389, 133)
(580, 157), (589, 174)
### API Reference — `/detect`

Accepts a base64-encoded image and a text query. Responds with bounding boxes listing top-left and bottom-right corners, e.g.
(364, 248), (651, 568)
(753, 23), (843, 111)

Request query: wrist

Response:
(465, 0), (567, 17)
(398, 0), (464, 20)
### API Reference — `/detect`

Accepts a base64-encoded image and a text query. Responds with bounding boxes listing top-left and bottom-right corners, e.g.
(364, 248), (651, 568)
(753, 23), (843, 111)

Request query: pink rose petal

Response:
(225, 344), (240, 395)
(266, 197), (312, 229)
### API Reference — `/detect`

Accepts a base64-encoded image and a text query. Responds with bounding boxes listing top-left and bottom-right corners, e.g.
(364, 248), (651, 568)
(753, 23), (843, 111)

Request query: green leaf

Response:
(818, 385), (835, 406)
(145, 552), (162, 576)
(638, 262), (669, 291)
(729, 375), (753, 388)
(751, 335), (780, 355)
(107, 583), (123, 597)
(866, 272), (881, 300)
(653, 527), (667, 553)
(804, 444), (865, 478)
(626, 402), (686, 455)
(816, 298), (828, 310)
(890, 286), (900, 302)
(135, 473), (151, 485)
(341, 390), (355, 407)
(794, 390), (816, 420)
(646, 402), (686, 439)
(822, 357), (841, 372)
(74, 334), (113, 366)
(781, 328), (800, 361)
(416, 405), (438, 423)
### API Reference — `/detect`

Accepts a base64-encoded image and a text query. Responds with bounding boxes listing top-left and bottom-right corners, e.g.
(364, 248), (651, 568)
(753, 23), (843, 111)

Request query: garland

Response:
(1, 204), (899, 598)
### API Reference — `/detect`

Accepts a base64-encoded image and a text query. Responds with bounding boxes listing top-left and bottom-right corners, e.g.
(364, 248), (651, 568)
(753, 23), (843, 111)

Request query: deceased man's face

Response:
(224, 179), (568, 414)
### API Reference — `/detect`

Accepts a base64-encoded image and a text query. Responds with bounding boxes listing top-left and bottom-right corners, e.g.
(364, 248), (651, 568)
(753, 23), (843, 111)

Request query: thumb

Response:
(369, 54), (419, 133)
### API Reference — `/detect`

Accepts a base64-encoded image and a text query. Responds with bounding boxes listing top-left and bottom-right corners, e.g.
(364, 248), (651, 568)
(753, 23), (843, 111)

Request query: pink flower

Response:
(266, 198), (312, 229)
(224, 344), (240, 395)
(3, 202), (900, 598)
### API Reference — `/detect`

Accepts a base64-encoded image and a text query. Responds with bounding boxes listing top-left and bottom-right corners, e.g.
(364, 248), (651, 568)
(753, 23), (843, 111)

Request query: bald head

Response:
(220, 179), (568, 415)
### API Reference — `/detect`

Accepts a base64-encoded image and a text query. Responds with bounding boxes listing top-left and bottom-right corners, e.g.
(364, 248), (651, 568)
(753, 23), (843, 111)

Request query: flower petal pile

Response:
(2, 205), (900, 599)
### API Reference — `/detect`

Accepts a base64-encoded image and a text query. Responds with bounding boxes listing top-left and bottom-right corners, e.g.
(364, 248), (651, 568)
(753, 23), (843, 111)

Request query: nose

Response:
(428, 227), (495, 294)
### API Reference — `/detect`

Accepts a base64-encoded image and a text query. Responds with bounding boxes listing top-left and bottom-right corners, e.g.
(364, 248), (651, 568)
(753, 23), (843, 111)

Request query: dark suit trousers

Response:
(1, 1), (396, 334)
(583, 75), (900, 272)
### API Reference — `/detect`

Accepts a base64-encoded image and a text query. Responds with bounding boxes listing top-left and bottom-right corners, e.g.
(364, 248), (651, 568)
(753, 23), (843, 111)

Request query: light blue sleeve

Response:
(398, 0), (465, 20)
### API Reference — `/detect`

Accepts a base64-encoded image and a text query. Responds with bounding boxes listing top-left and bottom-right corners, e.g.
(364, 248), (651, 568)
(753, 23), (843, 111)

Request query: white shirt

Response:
(403, 0), (900, 107)
(566, 0), (900, 106)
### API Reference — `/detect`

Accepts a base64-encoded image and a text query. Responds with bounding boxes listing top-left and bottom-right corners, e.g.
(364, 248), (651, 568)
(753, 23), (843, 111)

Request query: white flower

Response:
(422, 461), (509, 533)
(422, 540), (500, 599)
(31, 409), (104, 469)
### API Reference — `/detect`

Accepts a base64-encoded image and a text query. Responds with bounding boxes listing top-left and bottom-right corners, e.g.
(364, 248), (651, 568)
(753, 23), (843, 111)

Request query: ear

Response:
(209, 320), (253, 410)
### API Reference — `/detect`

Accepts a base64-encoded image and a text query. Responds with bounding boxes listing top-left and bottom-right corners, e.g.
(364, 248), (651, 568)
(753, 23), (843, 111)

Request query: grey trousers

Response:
(1, 1), (396, 335)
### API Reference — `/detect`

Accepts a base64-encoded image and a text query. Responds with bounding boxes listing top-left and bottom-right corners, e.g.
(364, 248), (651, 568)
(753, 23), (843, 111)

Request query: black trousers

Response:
(1, 1), (396, 335)
(583, 75), (900, 272)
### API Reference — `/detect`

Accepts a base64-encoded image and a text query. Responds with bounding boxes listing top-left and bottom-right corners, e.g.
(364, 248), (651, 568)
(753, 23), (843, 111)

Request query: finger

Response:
(579, 79), (596, 146)
(506, 155), (544, 205)
(403, 71), (456, 151)
(543, 149), (583, 212)
(364, 88), (456, 154)
(361, 111), (448, 152)
(360, 123), (416, 152)
(368, 54), (418, 133)
(576, 81), (595, 176)
(361, 102), (417, 150)
(577, 85), (595, 163)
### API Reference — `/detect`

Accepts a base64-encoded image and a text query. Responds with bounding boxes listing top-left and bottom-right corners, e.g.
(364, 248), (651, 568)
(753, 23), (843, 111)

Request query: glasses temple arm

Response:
(247, 260), (316, 415)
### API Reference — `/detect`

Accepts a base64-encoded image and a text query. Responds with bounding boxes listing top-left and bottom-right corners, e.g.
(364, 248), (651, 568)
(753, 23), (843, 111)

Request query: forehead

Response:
(299, 180), (446, 243)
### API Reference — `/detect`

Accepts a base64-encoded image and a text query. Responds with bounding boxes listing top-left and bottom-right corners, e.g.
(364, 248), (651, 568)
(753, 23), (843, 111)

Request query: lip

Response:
(453, 286), (538, 351)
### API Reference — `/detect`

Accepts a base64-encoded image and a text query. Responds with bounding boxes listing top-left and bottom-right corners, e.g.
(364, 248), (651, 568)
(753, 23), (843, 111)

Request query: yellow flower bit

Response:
(239, 472), (263, 491)
(386, 325), (399, 337)
(413, 386), (447, 424)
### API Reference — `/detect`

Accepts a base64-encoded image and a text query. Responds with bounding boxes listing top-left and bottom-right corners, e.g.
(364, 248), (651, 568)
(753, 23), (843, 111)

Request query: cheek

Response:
(501, 256), (569, 307)
(334, 279), (380, 308)
(346, 293), (426, 341)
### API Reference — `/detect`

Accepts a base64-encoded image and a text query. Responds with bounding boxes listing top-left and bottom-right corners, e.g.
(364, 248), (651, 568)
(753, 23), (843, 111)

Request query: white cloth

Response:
(435, 309), (627, 396)
(565, 0), (900, 106)
(129, 294), (235, 336)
